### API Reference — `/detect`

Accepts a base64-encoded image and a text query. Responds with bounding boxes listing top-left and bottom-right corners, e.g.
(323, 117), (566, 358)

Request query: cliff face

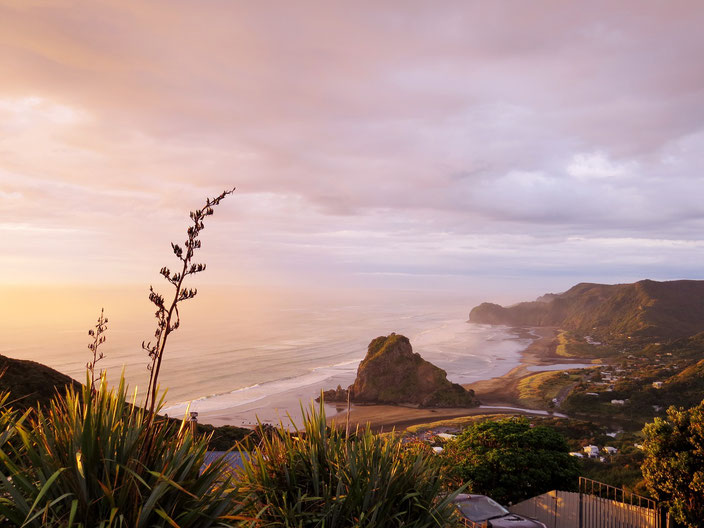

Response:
(324, 334), (479, 408)
(469, 279), (704, 340)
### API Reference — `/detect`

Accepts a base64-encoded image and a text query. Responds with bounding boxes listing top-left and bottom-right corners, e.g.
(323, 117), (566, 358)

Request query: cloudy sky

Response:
(2, 1), (704, 301)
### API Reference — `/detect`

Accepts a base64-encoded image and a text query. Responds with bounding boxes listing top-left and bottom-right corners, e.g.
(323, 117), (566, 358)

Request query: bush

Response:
(442, 417), (580, 505)
(0, 376), (247, 527)
(236, 402), (461, 527)
(642, 401), (704, 528)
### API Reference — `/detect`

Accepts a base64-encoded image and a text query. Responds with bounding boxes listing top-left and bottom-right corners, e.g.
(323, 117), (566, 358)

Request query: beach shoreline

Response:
(326, 326), (593, 432)
(174, 321), (527, 428)
(195, 325), (591, 432)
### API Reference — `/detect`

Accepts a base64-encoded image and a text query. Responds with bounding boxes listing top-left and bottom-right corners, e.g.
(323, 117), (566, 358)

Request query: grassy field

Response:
(517, 370), (582, 408)
(555, 331), (617, 358)
(405, 414), (511, 434)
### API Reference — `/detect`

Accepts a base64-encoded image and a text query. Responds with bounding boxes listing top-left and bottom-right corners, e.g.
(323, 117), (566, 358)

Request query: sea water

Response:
(0, 286), (533, 424)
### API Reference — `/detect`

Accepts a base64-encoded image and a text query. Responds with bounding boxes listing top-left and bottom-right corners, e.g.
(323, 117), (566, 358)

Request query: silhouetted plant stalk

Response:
(86, 308), (108, 394)
(143, 188), (235, 421)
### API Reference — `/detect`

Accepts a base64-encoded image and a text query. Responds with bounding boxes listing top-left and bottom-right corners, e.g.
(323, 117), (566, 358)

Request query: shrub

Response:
(442, 416), (580, 505)
(642, 401), (704, 528)
(0, 376), (247, 527)
(237, 402), (461, 527)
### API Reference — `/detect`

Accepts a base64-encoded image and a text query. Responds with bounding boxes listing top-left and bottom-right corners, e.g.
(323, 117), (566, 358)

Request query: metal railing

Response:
(579, 477), (656, 510)
(461, 519), (487, 528)
(578, 477), (665, 528)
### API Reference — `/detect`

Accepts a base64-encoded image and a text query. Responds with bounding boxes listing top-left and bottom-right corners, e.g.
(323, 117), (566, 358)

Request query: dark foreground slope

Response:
(0, 353), (253, 448)
(322, 333), (479, 408)
(470, 279), (704, 340)
(0, 354), (81, 410)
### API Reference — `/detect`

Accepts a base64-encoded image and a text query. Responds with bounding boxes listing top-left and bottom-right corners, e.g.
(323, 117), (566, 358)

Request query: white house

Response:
(583, 445), (599, 458)
(603, 446), (618, 455)
(611, 399), (625, 405)
(652, 381), (663, 389)
(569, 452), (584, 458)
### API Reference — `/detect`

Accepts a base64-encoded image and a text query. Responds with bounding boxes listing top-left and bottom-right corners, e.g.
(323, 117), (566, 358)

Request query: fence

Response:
(509, 477), (667, 528)
(460, 519), (487, 528)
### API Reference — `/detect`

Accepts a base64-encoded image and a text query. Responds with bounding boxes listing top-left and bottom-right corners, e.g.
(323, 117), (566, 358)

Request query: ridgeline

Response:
(470, 279), (704, 341)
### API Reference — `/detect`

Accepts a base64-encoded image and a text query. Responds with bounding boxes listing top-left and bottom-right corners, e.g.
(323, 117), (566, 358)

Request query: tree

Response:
(642, 400), (704, 527)
(442, 417), (580, 505)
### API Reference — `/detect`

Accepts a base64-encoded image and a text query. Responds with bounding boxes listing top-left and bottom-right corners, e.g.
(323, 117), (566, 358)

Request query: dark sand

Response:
(333, 327), (592, 432)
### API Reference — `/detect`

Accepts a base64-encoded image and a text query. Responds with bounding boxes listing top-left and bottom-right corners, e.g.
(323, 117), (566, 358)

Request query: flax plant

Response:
(0, 376), (246, 527)
(237, 402), (462, 527)
(143, 188), (235, 419)
(86, 308), (108, 394)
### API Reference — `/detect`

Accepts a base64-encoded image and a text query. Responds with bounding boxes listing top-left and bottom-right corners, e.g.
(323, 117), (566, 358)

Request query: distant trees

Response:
(442, 417), (580, 505)
(642, 400), (704, 528)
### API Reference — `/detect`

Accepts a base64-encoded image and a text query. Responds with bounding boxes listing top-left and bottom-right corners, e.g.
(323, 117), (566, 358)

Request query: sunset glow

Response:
(2, 1), (704, 295)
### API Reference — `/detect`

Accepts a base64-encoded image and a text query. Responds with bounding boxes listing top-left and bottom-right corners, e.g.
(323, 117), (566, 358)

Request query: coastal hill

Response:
(0, 353), (252, 449)
(469, 279), (704, 340)
(322, 333), (479, 408)
(0, 354), (81, 410)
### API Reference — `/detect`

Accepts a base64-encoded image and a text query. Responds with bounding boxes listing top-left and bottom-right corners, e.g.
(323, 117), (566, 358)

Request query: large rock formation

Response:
(469, 279), (704, 341)
(322, 333), (479, 408)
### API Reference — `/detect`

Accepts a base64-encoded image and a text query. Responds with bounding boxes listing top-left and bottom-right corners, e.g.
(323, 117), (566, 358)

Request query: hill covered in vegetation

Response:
(469, 279), (704, 341)
(0, 354), (81, 410)
(0, 353), (253, 449)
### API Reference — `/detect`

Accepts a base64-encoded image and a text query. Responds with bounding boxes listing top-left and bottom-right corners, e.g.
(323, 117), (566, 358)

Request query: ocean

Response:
(0, 286), (532, 425)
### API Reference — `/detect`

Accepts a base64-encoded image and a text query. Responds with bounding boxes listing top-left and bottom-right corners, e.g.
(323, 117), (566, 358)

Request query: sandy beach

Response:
(195, 325), (590, 432)
(330, 326), (591, 432)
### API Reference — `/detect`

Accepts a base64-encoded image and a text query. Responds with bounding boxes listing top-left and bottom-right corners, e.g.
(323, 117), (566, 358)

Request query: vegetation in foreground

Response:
(0, 377), (245, 527)
(441, 417), (580, 505)
(237, 403), (462, 528)
(642, 400), (704, 528)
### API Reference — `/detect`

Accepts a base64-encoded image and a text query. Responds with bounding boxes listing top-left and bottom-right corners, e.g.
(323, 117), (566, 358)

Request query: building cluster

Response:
(569, 444), (619, 462)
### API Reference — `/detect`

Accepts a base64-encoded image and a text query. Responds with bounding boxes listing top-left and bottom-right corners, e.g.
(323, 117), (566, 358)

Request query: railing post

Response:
(189, 411), (198, 436)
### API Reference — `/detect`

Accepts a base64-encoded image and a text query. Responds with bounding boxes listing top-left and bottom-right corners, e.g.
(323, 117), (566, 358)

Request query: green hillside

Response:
(470, 279), (704, 341)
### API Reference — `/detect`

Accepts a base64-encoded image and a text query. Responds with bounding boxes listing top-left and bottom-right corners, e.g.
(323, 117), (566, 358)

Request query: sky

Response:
(2, 1), (704, 305)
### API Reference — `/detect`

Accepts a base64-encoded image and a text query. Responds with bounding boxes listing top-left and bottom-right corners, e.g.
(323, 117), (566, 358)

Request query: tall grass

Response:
(0, 376), (246, 527)
(237, 402), (462, 527)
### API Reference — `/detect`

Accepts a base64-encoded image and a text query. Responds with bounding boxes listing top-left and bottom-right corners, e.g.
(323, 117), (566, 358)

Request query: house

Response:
(603, 446), (618, 455)
(583, 445), (599, 458)
(432, 446), (444, 454)
(652, 381), (663, 389)
(437, 433), (456, 441)
(611, 399), (625, 405)
(569, 452), (584, 458)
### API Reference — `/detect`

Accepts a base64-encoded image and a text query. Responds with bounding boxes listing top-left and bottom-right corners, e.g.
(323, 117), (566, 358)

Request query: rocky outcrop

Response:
(321, 334), (479, 408)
